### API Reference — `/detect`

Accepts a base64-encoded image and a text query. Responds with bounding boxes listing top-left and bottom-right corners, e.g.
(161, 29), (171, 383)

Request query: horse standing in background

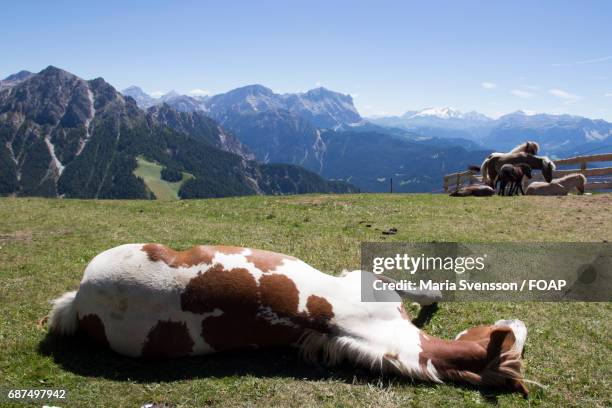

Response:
(495, 164), (532, 196)
(480, 153), (555, 188)
(469, 141), (542, 187)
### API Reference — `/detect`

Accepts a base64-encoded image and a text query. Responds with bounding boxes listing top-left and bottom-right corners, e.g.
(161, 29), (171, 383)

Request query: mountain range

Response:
(123, 85), (491, 192)
(2, 66), (610, 198)
(370, 108), (612, 156)
(0, 67), (356, 198)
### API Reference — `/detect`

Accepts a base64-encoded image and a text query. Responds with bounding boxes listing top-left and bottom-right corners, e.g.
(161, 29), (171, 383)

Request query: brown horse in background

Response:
(481, 153), (555, 188)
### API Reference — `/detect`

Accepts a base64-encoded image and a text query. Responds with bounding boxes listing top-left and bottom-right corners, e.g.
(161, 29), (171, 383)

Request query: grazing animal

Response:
(470, 141), (540, 183)
(495, 164), (532, 196)
(481, 153), (554, 187)
(525, 173), (587, 196)
(450, 184), (496, 197)
(48, 244), (529, 395)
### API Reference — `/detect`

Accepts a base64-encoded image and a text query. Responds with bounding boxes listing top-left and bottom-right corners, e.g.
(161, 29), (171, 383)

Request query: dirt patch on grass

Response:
(0, 230), (33, 244)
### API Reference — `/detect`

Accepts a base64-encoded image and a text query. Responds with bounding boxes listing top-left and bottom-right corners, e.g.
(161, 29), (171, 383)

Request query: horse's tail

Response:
(48, 290), (78, 335)
(468, 165), (481, 172)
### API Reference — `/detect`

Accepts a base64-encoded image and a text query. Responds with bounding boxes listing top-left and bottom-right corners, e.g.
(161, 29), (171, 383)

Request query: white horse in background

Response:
(525, 173), (587, 196)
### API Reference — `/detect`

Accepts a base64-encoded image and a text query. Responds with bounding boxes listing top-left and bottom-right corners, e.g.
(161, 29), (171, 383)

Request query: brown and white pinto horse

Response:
(49, 244), (529, 395)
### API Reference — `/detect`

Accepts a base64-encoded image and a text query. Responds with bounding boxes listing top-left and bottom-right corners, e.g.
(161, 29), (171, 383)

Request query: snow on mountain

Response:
(121, 86), (158, 109)
(407, 107), (492, 121)
(413, 107), (463, 119)
(371, 108), (612, 154)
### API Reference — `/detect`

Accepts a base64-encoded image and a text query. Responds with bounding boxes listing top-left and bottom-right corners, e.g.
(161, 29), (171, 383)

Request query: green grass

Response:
(0, 194), (611, 407)
(133, 157), (194, 200)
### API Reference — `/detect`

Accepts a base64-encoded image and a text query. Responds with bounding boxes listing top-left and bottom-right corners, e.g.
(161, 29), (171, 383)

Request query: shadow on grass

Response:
(37, 305), (518, 403)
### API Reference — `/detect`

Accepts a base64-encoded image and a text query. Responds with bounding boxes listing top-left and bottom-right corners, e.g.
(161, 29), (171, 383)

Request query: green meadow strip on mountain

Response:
(133, 157), (194, 200)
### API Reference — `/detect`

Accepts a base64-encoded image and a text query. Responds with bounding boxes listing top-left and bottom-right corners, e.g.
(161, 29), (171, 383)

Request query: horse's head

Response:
(541, 158), (555, 182)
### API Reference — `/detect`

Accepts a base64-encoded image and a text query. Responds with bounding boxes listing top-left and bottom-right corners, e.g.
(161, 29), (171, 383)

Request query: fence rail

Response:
(443, 152), (612, 193)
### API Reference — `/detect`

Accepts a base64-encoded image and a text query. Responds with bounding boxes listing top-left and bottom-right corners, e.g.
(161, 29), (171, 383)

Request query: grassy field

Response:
(0, 194), (611, 407)
(133, 157), (194, 200)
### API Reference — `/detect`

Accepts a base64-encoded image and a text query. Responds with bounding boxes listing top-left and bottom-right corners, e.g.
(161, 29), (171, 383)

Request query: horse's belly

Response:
(73, 244), (214, 357)
(71, 244), (329, 358)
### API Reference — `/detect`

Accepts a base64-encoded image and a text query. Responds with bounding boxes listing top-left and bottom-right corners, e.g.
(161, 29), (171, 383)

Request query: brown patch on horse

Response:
(306, 295), (334, 321)
(455, 325), (494, 344)
(141, 320), (195, 358)
(181, 265), (258, 314)
(180, 265), (334, 351)
(196, 269), (302, 351)
(78, 313), (110, 349)
(142, 244), (215, 268)
(246, 249), (296, 272)
(259, 274), (300, 315)
(418, 332), (488, 375)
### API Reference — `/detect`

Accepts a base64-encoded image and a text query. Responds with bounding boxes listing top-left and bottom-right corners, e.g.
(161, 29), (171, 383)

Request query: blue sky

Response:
(2, 0), (612, 119)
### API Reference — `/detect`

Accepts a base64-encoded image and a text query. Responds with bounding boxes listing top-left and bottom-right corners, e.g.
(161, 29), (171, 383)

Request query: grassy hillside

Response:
(0, 194), (610, 407)
(133, 157), (194, 200)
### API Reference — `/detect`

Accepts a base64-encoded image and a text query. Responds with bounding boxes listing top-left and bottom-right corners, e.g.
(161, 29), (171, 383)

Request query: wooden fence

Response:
(443, 152), (612, 193)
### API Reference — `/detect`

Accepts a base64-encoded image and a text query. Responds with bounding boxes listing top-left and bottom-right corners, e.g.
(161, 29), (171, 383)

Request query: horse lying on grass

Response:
(450, 184), (496, 197)
(48, 244), (530, 395)
(525, 173), (587, 196)
(495, 164), (532, 196)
